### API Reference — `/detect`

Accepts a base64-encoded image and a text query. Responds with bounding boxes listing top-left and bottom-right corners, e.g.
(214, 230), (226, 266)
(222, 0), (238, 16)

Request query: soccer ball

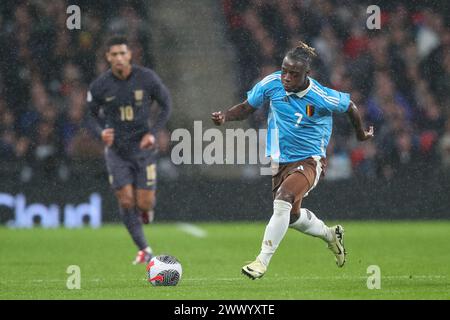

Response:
(146, 255), (182, 286)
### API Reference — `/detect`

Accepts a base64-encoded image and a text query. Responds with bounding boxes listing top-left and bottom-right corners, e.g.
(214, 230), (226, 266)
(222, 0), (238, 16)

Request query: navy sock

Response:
(120, 206), (148, 250)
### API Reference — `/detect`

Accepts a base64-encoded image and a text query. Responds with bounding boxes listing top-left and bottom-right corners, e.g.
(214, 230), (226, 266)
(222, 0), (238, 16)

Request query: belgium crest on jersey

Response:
(306, 104), (315, 116)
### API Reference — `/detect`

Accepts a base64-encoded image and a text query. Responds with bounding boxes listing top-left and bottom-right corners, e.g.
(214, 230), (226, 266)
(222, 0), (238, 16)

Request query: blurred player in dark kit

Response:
(88, 36), (171, 264)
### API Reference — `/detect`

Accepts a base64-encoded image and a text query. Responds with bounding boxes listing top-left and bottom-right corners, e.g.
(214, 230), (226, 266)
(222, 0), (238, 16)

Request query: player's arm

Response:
(346, 100), (374, 141)
(85, 85), (114, 146)
(141, 71), (172, 149)
(149, 78), (172, 135)
(211, 100), (256, 126)
(212, 75), (269, 125)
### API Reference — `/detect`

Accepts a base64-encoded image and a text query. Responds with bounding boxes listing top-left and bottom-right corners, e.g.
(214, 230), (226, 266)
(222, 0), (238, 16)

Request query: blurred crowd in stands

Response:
(223, 0), (450, 180)
(0, 0), (158, 180)
(1, 0), (449, 182)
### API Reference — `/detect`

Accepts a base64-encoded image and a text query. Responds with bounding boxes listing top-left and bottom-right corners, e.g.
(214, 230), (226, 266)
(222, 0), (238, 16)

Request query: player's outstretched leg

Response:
(289, 208), (346, 267)
(242, 173), (308, 280)
(117, 185), (153, 264)
(120, 206), (153, 264)
(242, 200), (292, 279)
(136, 189), (156, 225)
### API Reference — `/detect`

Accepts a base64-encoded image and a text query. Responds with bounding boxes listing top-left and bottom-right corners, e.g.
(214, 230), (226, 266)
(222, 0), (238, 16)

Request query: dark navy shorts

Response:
(104, 147), (157, 191)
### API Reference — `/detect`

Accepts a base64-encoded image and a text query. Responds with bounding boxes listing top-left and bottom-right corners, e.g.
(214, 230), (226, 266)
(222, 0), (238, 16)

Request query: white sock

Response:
(144, 246), (153, 254)
(289, 208), (333, 243)
(257, 200), (292, 267)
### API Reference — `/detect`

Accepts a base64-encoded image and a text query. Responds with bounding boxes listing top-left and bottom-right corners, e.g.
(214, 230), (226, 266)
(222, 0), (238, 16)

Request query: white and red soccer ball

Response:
(146, 255), (182, 286)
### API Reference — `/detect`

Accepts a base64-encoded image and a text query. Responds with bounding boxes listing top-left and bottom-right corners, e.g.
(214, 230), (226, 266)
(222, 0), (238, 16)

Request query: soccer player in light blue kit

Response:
(212, 41), (374, 279)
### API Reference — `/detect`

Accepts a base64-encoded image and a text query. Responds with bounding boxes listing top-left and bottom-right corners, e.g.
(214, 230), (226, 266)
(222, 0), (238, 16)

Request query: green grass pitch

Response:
(1, 221), (449, 299)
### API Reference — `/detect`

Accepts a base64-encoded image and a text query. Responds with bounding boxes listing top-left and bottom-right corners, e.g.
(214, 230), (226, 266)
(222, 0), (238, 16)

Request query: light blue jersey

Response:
(247, 71), (350, 163)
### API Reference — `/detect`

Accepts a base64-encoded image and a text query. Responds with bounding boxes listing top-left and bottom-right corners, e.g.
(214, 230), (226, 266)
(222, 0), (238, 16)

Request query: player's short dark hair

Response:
(106, 35), (129, 50)
(285, 41), (317, 68)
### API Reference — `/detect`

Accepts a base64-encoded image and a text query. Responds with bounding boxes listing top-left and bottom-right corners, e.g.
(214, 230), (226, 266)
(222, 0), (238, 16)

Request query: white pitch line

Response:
(176, 223), (207, 238)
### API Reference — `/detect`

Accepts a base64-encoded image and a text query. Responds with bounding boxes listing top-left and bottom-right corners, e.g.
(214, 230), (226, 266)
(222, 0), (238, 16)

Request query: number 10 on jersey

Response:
(120, 106), (134, 121)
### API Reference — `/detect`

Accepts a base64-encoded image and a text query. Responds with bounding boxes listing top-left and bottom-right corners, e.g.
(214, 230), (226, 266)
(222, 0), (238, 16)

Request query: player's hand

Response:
(211, 111), (225, 126)
(140, 133), (156, 149)
(357, 126), (374, 141)
(101, 128), (115, 147)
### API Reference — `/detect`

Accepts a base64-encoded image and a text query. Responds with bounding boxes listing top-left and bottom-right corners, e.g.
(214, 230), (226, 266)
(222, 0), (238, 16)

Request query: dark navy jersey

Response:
(87, 64), (171, 155)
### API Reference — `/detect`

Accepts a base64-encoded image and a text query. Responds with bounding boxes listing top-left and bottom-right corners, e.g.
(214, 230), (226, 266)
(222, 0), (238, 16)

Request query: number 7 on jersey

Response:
(294, 112), (303, 127)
